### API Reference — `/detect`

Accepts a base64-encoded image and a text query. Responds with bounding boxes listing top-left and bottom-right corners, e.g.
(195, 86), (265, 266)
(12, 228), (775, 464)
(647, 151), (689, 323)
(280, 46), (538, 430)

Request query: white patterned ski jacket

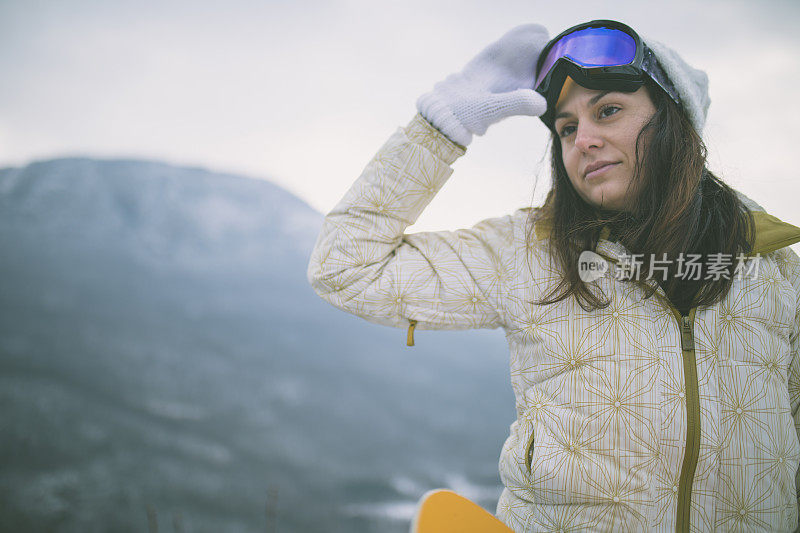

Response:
(306, 114), (800, 532)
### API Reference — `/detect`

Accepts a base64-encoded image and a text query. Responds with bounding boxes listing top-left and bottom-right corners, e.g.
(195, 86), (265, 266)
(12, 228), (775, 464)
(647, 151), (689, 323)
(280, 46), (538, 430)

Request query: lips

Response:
(583, 161), (620, 179)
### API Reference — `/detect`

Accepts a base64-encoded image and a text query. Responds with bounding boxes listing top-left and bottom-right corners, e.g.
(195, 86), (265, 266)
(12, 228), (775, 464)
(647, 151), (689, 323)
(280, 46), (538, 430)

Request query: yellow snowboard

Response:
(410, 489), (513, 532)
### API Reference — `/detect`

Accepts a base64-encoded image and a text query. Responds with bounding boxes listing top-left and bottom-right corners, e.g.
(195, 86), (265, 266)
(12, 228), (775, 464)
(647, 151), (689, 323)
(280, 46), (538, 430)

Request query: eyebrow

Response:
(554, 90), (613, 121)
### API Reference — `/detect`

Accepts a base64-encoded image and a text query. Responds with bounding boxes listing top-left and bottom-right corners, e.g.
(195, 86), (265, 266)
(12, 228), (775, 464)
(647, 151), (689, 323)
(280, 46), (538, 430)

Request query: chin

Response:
(587, 187), (629, 211)
(600, 199), (626, 210)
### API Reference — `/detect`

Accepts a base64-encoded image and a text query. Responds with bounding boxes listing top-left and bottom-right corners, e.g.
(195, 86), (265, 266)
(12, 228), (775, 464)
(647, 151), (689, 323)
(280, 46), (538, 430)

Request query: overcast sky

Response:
(1, 0), (798, 240)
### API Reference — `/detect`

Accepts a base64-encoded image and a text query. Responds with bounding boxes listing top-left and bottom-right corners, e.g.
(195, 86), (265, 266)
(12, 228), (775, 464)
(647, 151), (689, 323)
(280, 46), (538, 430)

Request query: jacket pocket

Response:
(524, 424), (535, 475)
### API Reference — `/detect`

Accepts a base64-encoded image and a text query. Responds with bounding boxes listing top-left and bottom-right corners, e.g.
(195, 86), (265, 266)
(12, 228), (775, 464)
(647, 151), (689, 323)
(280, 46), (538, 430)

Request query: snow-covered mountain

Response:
(0, 158), (320, 272)
(0, 158), (514, 532)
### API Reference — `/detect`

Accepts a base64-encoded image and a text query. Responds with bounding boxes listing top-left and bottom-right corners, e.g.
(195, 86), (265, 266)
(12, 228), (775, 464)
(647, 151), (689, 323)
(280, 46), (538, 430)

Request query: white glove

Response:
(416, 24), (550, 147)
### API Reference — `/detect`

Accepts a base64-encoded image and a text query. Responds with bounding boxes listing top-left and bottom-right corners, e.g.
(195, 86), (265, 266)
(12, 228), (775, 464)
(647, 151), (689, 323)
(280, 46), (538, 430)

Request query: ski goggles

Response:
(534, 20), (680, 131)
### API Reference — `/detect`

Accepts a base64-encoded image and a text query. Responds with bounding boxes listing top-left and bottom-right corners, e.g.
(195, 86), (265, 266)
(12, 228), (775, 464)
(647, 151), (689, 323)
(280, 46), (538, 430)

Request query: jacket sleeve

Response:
(306, 114), (518, 342)
(777, 246), (800, 530)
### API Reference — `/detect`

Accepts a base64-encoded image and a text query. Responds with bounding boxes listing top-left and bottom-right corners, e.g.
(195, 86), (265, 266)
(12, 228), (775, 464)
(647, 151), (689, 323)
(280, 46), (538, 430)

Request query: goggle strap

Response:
(641, 46), (681, 104)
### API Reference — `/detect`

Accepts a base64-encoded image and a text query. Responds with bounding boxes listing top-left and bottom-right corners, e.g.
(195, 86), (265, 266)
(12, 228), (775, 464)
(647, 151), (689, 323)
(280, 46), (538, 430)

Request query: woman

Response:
(307, 20), (800, 532)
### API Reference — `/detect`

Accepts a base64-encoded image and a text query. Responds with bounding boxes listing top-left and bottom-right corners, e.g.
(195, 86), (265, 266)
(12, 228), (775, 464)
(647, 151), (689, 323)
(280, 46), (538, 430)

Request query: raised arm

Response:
(307, 114), (519, 340)
(307, 24), (550, 344)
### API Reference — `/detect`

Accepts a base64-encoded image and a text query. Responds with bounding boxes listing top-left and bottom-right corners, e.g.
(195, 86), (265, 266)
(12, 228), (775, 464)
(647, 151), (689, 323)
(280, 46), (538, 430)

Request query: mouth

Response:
(583, 161), (620, 180)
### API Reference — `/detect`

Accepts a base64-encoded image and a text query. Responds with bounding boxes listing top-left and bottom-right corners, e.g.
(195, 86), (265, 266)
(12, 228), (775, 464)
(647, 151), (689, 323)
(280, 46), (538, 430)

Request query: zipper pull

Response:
(407, 319), (417, 347)
(681, 315), (693, 352)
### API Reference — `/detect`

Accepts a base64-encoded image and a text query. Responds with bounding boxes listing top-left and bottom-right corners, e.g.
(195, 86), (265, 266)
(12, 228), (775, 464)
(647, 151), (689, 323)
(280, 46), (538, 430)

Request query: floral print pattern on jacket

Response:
(307, 114), (800, 532)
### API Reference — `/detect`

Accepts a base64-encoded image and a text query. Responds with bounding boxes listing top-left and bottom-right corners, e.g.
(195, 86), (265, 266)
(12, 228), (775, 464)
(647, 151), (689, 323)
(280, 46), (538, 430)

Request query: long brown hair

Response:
(527, 79), (755, 312)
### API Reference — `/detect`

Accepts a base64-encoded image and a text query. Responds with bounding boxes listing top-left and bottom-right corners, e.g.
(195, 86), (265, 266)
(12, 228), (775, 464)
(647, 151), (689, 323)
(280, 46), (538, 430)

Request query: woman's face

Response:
(554, 78), (656, 211)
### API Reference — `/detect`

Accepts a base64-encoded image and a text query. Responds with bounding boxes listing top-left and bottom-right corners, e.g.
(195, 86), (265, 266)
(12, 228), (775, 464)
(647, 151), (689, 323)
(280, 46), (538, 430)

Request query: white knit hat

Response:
(643, 37), (711, 132)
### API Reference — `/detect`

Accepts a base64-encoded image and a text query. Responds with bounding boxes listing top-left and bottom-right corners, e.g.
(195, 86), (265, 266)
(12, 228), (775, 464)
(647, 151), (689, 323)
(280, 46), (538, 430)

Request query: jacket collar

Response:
(532, 210), (800, 255)
(748, 211), (800, 255)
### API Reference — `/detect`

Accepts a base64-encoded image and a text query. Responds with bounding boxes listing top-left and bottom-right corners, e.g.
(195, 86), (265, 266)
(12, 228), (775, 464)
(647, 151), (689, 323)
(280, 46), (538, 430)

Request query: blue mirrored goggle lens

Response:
(535, 27), (637, 89)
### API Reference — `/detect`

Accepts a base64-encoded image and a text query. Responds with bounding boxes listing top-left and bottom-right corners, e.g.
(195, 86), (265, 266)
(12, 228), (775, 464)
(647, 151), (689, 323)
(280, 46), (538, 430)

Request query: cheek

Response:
(623, 116), (654, 161)
(561, 145), (579, 183)
(612, 132), (638, 168)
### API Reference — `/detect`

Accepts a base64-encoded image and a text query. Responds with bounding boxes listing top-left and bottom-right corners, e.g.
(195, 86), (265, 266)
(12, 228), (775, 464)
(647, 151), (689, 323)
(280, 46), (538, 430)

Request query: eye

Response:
(558, 124), (576, 138)
(599, 105), (621, 119)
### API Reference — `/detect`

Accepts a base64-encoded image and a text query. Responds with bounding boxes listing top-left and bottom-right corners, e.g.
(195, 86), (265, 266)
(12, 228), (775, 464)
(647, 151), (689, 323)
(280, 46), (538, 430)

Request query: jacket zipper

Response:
(671, 306), (700, 533)
(597, 242), (701, 530)
(525, 426), (535, 475)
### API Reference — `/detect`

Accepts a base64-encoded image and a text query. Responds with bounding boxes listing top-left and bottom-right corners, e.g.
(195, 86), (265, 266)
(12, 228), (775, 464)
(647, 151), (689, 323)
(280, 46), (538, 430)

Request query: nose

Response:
(574, 121), (604, 152)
